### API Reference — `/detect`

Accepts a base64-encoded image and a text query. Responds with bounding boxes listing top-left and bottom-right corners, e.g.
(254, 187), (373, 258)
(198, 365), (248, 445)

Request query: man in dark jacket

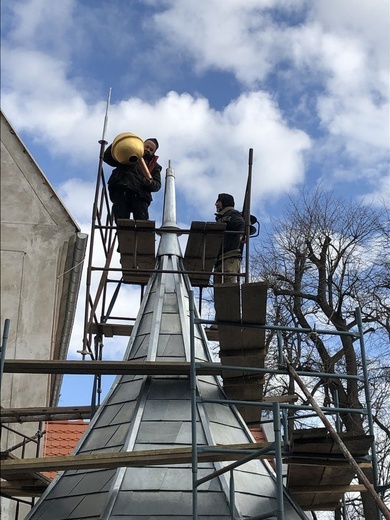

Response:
(104, 138), (162, 221)
(214, 193), (245, 284)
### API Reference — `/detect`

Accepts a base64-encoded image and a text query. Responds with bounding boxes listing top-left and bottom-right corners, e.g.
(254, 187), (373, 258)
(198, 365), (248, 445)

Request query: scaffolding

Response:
(1, 147), (389, 520)
(1, 280), (387, 518)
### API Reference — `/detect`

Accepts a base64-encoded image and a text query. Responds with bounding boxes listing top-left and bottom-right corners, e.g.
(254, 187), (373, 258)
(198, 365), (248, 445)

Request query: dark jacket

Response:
(103, 144), (162, 204)
(215, 206), (245, 264)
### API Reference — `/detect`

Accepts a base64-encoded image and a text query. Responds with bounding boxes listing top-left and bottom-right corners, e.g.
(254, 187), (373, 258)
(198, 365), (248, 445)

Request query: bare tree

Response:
(251, 188), (389, 519)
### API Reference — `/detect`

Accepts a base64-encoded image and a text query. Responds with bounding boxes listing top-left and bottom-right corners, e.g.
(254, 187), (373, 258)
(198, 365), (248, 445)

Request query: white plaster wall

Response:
(0, 113), (80, 519)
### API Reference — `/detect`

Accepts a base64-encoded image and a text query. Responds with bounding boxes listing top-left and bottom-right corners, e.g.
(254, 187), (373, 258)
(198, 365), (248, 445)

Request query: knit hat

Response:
(145, 138), (159, 151)
(217, 193), (235, 208)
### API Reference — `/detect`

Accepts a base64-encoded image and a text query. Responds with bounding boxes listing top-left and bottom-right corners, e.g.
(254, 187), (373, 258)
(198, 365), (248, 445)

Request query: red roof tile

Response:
(43, 420), (89, 479)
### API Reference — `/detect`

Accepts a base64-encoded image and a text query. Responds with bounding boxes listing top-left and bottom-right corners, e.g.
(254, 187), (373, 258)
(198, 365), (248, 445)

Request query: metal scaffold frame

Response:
(2, 199), (388, 518)
(1, 294), (388, 519)
(1, 106), (388, 518)
(188, 292), (386, 520)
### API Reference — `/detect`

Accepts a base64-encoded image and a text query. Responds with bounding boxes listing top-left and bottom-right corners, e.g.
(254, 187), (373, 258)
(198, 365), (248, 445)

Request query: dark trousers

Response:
(109, 186), (149, 221)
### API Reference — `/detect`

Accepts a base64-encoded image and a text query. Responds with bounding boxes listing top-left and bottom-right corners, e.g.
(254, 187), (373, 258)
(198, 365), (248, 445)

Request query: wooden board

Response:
(1, 406), (92, 424)
(242, 282), (267, 324)
(88, 323), (134, 337)
(223, 378), (264, 425)
(286, 428), (374, 511)
(214, 283), (242, 349)
(219, 349), (266, 379)
(3, 360), (224, 376)
(116, 219), (156, 284)
(213, 283), (268, 426)
(214, 283), (267, 351)
(1, 442), (274, 475)
(183, 221), (226, 287)
(0, 453), (51, 497)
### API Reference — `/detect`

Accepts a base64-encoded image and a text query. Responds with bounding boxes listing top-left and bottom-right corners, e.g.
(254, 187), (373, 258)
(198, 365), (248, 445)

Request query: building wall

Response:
(0, 112), (81, 519)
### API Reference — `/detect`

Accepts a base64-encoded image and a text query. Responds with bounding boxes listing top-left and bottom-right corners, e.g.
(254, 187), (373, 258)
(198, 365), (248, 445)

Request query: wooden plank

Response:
(0, 453), (52, 498)
(291, 429), (374, 456)
(214, 283), (268, 425)
(288, 428), (337, 498)
(183, 221), (226, 287)
(1, 406), (92, 424)
(1, 445), (371, 480)
(286, 458), (371, 469)
(241, 282), (267, 324)
(205, 327), (219, 341)
(239, 328), (266, 350)
(240, 282), (267, 349)
(287, 428), (374, 510)
(223, 378), (264, 425)
(219, 349), (265, 379)
(215, 284), (267, 351)
(0, 442), (273, 475)
(3, 360), (224, 376)
(88, 323), (134, 337)
(214, 283), (241, 323)
(289, 484), (367, 494)
(214, 284), (242, 351)
(262, 395), (298, 403)
(116, 219), (156, 284)
(1, 480), (49, 497)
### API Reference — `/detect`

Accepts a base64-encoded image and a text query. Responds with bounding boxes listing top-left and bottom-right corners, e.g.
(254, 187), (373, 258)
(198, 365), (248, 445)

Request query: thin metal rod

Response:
(189, 291), (198, 520)
(356, 307), (381, 520)
(196, 443), (275, 486)
(276, 329), (283, 366)
(83, 88), (113, 359)
(273, 402), (285, 520)
(0, 318), (10, 386)
(229, 470), (235, 519)
(198, 396), (368, 416)
(198, 362), (363, 381)
(195, 319), (361, 338)
(101, 87), (112, 142)
(244, 148), (253, 284)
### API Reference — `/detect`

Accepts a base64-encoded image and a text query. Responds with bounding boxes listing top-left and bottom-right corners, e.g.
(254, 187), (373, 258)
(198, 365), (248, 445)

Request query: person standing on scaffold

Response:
(104, 137), (162, 221)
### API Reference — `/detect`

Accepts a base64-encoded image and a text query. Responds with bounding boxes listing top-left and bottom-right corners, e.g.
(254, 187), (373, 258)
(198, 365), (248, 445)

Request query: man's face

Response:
(144, 140), (157, 156)
(215, 199), (223, 211)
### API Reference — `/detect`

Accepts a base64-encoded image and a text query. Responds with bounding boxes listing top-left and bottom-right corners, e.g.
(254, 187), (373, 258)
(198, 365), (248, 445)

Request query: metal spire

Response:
(157, 160), (183, 258)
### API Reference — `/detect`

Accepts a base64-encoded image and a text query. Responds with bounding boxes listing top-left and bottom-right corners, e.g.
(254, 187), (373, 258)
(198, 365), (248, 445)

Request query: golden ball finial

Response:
(111, 132), (144, 164)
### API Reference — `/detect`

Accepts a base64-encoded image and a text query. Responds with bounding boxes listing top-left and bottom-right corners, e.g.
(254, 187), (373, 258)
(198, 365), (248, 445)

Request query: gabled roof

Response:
(0, 109), (80, 230)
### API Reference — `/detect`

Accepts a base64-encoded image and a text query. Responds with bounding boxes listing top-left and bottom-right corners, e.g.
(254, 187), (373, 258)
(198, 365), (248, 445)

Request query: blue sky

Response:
(1, 0), (389, 406)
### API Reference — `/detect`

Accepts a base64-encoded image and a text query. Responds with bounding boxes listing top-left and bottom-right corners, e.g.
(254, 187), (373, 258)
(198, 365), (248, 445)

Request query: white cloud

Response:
(311, 0), (389, 70)
(119, 90), (311, 217)
(57, 178), (96, 227)
(153, 1), (284, 85)
(2, 0), (388, 205)
(152, 0), (389, 180)
(358, 175), (390, 208)
(1, 46), (106, 157)
(5, 0), (77, 56)
(2, 44), (311, 217)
